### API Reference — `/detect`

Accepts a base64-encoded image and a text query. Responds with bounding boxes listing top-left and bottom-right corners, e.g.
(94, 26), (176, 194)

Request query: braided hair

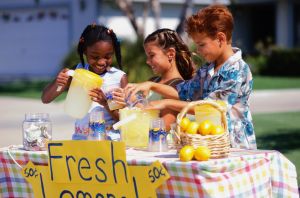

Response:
(77, 24), (122, 69)
(144, 28), (194, 80)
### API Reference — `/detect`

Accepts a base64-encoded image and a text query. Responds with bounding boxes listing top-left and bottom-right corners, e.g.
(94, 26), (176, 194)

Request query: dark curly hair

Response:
(77, 24), (122, 69)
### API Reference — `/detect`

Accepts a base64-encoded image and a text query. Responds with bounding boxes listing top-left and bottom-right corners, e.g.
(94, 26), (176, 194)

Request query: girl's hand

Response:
(89, 88), (107, 106)
(124, 81), (153, 99)
(55, 68), (71, 91)
(112, 88), (126, 106)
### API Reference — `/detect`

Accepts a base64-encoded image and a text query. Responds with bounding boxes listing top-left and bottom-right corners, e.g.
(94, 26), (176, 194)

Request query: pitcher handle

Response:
(56, 70), (75, 92)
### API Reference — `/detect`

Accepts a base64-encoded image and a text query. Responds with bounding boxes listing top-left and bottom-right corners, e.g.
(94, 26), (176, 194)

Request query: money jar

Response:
(22, 113), (52, 151)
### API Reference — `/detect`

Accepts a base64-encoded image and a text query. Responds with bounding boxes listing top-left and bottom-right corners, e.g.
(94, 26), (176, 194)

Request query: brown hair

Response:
(185, 4), (233, 43)
(144, 28), (194, 80)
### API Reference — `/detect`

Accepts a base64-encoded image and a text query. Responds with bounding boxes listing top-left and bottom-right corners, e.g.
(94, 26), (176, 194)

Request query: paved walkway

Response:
(1, 89), (300, 147)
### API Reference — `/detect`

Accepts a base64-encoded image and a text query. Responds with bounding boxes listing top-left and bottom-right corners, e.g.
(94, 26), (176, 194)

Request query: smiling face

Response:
(144, 41), (172, 75)
(191, 32), (222, 63)
(85, 40), (114, 75)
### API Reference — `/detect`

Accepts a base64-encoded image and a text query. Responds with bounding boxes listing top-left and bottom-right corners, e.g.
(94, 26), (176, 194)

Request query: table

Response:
(0, 146), (299, 198)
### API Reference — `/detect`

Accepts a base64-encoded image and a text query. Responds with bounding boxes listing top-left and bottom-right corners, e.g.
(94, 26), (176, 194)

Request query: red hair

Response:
(185, 4), (233, 42)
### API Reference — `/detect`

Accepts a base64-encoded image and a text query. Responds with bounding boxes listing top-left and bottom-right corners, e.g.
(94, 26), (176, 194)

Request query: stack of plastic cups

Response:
(148, 118), (168, 152)
(88, 110), (106, 140)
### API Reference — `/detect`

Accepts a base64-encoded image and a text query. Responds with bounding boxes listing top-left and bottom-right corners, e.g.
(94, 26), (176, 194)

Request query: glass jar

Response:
(22, 113), (52, 151)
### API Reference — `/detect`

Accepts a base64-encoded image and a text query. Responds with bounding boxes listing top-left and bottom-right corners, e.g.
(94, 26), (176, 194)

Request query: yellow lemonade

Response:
(194, 100), (227, 126)
(119, 108), (159, 148)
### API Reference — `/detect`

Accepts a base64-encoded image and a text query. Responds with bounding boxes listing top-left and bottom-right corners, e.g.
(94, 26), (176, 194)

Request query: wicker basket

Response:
(175, 100), (230, 159)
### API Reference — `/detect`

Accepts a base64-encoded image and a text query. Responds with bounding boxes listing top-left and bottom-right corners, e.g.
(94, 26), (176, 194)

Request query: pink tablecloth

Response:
(0, 146), (299, 197)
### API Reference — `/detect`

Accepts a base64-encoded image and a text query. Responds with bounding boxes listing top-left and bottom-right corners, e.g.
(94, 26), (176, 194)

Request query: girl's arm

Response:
(120, 74), (129, 88)
(125, 81), (179, 99)
(147, 99), (189, 112)
(41, 68), (71, 103)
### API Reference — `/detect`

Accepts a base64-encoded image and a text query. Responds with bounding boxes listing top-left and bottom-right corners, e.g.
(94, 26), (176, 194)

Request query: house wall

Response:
(0, 0), (99, 80)
(0, 0), (298, 80)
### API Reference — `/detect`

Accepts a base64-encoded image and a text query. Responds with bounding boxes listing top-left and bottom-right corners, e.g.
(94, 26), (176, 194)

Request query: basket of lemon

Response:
(175, 100), (230, 159)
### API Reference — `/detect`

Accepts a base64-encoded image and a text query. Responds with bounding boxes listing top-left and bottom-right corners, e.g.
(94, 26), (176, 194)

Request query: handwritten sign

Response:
(21, 140), (170, 198)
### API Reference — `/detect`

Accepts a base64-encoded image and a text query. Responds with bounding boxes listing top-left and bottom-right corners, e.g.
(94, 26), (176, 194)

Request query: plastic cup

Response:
(148, 118), (168, 152)
(102, 83), (124, 111)
(88, 110), (106, 140)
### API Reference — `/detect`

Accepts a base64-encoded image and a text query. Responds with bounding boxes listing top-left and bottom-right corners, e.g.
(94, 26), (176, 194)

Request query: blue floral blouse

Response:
(176, 48), (257, 149)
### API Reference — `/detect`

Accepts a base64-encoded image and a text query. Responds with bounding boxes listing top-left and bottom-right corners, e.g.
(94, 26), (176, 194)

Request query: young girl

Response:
(42, 24), (128, 140)
(125, 5), (256, 149)
(133, 28), (194, 130)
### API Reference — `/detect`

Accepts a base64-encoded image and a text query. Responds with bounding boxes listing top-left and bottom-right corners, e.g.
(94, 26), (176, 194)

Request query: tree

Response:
(114, 0), (192, 39)
(176, 0), (193, 35)
(114, 0), (161, 39)
(115, 0), (144, 38)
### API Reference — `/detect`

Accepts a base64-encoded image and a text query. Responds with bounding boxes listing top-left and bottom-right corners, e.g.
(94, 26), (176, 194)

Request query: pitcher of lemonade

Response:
(119, 108), (159, 148)
(64, 69), (103, 119)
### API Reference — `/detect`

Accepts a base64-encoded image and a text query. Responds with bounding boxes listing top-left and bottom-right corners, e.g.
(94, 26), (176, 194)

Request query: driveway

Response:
(1, 89), (300, 147)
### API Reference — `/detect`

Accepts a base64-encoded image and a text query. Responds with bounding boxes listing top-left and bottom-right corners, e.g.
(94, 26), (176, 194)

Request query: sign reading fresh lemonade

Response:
(21, 141), (170, 198)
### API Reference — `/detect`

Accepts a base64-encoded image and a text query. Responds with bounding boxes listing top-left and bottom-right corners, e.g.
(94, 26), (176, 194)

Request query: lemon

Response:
(210, 125), (225, 135)
(198, 120), (214, 135)
(179, 145), (195, 162)
(194, 146), (211, 161)
(186, 121), (200, 134)
(180, 117), (191, 132)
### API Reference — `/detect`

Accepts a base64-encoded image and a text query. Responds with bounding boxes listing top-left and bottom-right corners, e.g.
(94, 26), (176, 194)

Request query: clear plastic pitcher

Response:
(119, 108), (159, 148)
(194, 100), (227, 126)
(64, 69), (103, 119)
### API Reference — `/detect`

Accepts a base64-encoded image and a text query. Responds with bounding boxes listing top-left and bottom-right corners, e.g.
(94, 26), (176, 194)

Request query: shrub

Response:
(120, 39), (152, 82)
(245, 55), (268, 75)
(61, 46), (81, 69)
(264, 48), (300, 76)
(245, 48), (300, 77)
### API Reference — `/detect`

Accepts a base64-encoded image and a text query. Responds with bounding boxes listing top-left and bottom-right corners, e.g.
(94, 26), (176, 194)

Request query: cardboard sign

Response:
(21, 141), (170, 198)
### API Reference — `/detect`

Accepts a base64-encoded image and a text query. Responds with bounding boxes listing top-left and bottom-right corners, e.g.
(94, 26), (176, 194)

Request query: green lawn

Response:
(253, 76), (300, 90)
(253, 112), (300, 185)
(0, 80), (66, 101)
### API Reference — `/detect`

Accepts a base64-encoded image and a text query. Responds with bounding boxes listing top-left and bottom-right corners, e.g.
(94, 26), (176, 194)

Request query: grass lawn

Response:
(253, 76), (300, 90)
(0, 80), (66, 101)
(253, 111), (300, 185)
